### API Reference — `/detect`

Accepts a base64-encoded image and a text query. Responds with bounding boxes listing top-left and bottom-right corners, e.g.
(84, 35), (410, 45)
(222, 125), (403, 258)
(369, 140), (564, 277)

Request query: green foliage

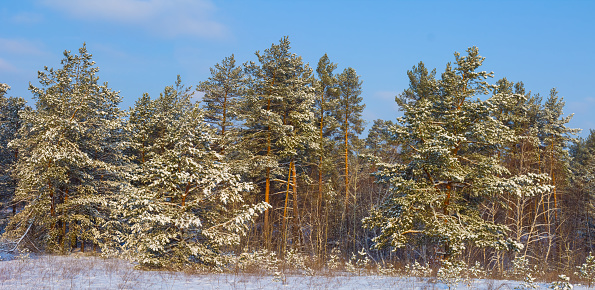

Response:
(314, 53), (340, 185)
(118, 80), (268, 269)
(437, 260), (466, 289)
(0, 84), (27, 213)
(575, 252), (595, 286)
(198, 54), (244, 153)
(550, 274), (573, 290)
(570, 130), (595, 247)
(366, 119), (399, 163)
(334, 66), (365, 150)
(363, 47), (546, 259)
(240, 36), (316, 167)
(4, 45), (125, 253)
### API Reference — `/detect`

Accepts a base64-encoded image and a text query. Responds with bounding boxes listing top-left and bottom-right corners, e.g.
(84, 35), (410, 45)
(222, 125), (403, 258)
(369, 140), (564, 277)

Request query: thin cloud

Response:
(373, 90), (399, 110)
(0, 38), (46, 56)
(92, 43), (133, 60)
(567, 97), (595, 115)
(374, 91), (397, 102)
(0, 58), (19, 74)
(10, 12), (44, 24)
(40, 0), (228, 39)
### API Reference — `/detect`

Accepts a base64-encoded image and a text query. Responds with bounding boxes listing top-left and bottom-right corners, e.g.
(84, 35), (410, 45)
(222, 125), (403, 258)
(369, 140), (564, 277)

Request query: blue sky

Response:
(1, 0), (594, 138)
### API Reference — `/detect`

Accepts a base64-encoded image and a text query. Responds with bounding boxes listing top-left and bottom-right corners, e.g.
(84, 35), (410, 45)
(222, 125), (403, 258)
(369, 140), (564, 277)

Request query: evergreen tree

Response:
(312, 54), (340, 256)
(365, 119), (399, 163)
(570, 130), (595, 250)
(363, 47), (551, 262)
(119, 80), (268, 268)
(488, 78), (544, 264)
(240, 37), (316, 249)
(538, 89), (579, 215)
(334, 67), (365, 213)
(126, 93), (155, 165)
(399, 61), (439, 104)
(4, 45), (125, 253)
(532, 89), (579, 265)
(198, 54), (245, 154)
(0, 84), (27, 216)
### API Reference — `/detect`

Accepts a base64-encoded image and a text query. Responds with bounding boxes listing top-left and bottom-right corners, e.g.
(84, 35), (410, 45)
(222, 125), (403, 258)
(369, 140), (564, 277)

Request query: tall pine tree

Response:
(0, 84), (27, 217)
(118, 80), (268, 268)
(4, 45), (126, 253)
(334, 67), (364, 215)
(198, 55), (245, 154)
(240, 37), (316, 249)
(364, 47), (551, 263)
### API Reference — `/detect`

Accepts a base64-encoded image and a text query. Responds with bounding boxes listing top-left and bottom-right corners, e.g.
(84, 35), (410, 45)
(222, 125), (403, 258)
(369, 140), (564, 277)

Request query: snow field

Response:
(1, 255), (579, 290)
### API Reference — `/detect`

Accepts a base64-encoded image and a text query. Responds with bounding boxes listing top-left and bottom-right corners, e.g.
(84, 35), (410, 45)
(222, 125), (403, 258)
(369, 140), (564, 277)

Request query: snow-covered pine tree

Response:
(0, 84), (27, 216)
(333, 67), (365, 215)
(119, 80), (269, 269)
(198, 54), (244, 154)
(569, 130), (595, 250)
(312, 54), (340, 256)
(4, 45), (126, 253)
(524, 89), (579, 265)
(365, 119), (399, 164)
(126, 93), (156, 165)
(363, 47), (551, 261)
(538, 89), (579, 219)
(240, 37), (316, 249)
(488, 78), (545, 264)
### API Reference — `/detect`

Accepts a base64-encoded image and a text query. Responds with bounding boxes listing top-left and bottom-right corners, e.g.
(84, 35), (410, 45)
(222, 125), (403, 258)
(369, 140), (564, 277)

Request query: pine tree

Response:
(4, 45), (126, 253)
(198, 54), (245, 154)
(334, 67), (365, 214)
(0, 84), (27, 216)
(399, 61), (439, 104)
(127, 93), (155, 165)
(119, 80), (268, 269)
(538, 89), (579, 216)
(363, 47), (551, 262)
(569, 130), (595, 250)
(365, 119), (398, 163)
(240, 36), (316, 249)
(532, 89), (579, 264)
(312, 54), (340, 256)
(489, 78), (543, 263)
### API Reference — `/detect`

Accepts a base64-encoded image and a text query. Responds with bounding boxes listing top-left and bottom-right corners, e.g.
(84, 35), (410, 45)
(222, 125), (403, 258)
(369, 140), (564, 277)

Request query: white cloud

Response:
(0, 58), (19, 73)
(92, 43), (132, 60)
(567, 97), (595, 115)
(0, 38), (46, 56)
(372, 90), (399, 111)
(374, 91), (397, 101)
(40, 0), (228, 39)
(10, 12), (44, 24)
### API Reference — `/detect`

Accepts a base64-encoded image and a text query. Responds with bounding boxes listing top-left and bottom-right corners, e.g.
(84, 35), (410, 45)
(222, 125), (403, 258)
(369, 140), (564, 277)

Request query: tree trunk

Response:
(181, 182), (190, 207)
(292, 162), (300, 248)
(282, 162), (292, 254)
(264, 167), (271, 249)
(344, 114), (349, 214)
(264, 96), (272, 249)
(318, 91), (325, 256)
(220, 91), (228, 153)
(61, 187), (68, 252)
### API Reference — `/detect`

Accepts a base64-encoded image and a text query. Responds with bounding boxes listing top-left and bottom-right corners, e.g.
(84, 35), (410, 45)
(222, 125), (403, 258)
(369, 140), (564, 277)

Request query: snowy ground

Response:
(0, 254), (587, 289)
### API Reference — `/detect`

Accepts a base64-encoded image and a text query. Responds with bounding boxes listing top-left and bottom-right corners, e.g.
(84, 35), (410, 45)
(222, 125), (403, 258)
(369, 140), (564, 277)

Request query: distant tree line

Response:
(0, 37), (593, 274)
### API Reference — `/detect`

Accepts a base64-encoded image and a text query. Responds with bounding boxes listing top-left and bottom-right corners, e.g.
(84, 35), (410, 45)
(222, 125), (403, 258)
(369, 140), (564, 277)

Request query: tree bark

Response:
(292, 162), (300, 247)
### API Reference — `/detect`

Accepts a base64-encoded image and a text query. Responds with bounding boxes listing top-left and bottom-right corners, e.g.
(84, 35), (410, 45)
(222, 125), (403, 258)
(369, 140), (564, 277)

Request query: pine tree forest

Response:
(2, 38), (595, 284)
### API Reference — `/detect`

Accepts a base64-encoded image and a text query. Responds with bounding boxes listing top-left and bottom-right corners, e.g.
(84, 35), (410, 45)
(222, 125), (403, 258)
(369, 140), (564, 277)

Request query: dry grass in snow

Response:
(0, 254), (588, 289)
